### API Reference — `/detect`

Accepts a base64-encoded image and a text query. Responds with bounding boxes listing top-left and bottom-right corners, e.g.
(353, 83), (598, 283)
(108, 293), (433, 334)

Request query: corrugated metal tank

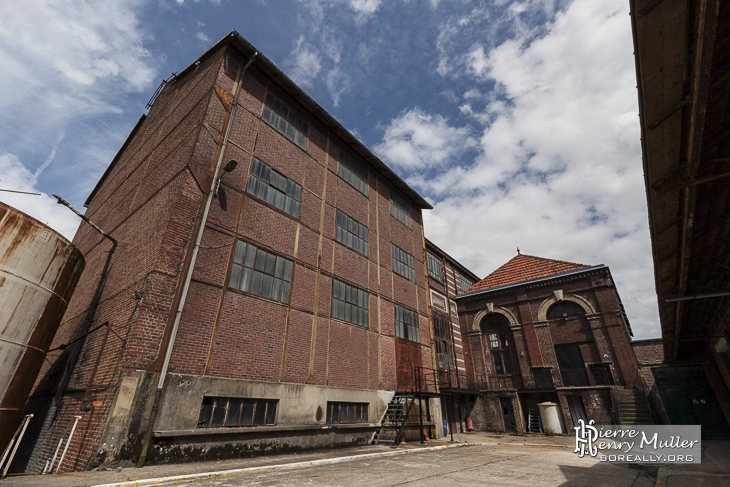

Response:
(0, 202), (85, 454)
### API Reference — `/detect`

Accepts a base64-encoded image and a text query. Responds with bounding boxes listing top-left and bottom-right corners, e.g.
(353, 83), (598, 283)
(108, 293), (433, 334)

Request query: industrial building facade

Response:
(19, 32), (446, 471)
(456, 253), (652, 434)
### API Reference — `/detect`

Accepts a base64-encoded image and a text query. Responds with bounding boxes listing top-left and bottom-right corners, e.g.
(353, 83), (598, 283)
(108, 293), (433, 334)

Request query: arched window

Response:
(546, 301), (585, 319)
(479, 314), (514, 378)
(480, 313), (510, 332)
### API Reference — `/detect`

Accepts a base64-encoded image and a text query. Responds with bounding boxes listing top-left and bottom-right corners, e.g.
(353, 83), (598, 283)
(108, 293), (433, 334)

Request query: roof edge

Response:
(455, 264), (607, 300)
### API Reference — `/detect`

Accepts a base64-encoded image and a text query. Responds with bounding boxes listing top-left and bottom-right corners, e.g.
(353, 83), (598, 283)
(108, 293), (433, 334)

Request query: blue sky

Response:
(0, 0), (660, 338)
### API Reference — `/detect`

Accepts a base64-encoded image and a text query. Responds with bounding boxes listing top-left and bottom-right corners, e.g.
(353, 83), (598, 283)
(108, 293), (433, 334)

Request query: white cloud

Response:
(395, 0), (659, 338)
(348, 0), (381, 15)
(287, 36), (323, 89)
(376, 108), (475, 170)
(0, 0), (157, 237)
(196, 31), (210, 43)
(0, 152), (80, 240)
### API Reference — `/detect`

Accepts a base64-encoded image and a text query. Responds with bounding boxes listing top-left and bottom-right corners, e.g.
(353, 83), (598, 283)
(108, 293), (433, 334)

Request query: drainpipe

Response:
(52, 195), (118, 407)
(137, 51), (258, 468)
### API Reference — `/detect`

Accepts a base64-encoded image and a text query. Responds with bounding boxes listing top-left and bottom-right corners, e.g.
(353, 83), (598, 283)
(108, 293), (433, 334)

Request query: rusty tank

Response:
(0, 202), (84, 454)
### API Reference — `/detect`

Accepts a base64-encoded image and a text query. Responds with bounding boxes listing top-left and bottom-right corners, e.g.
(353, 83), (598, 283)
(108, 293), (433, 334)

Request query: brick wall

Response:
(25, 44), (433, 471)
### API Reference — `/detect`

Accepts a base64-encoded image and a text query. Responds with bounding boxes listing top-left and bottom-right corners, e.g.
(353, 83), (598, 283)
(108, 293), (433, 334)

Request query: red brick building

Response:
(455, 253), (651, 434)
(19, 32), (438, 471)
(423, 239), (481, 434)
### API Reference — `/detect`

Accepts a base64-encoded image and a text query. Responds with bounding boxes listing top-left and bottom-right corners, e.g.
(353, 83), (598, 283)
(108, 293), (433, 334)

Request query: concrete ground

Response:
(1, 433), (727, 486)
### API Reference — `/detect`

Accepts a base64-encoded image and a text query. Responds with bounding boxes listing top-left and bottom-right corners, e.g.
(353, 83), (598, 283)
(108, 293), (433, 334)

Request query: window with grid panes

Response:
(247, 158), (302, 218)
(228, 241), (293, 304)
(262, 92), (309, 149)
(433, 311), (454, 369)
(391, 245), (415, 281)
(458, 275), (474, 294)
(335, 210), (368, 256)
(394, 304), (420, 343)
(338, 151), (368, 195)
(331, 279), (369, 327)
(389, 192), (411, 227)
(197, 397), (277, 428)
(426, 251), (443, 283)
(326, 402), (368, 423)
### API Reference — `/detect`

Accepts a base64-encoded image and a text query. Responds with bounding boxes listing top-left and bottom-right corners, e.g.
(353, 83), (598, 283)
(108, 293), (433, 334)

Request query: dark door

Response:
(500, 397), (514, 432)
(396, 338), (422, 391)
(652, 365), (730, 439)
(555, 344), (590, 387)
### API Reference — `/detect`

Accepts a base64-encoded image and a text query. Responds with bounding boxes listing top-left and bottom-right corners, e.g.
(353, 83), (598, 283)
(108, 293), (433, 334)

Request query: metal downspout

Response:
(136, 50), (258, 468)
(52, 195), (118, 408)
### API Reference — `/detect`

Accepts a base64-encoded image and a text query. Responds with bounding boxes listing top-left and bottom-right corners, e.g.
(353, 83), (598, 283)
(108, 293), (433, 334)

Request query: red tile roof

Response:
(467, 253), (589, 293)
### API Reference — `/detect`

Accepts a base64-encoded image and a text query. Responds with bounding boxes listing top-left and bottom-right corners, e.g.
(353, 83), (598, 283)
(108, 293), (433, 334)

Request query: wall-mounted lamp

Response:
(215, 159), (238, 196)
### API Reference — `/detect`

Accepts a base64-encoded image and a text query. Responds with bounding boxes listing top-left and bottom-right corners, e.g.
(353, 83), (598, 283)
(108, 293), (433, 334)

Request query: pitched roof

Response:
(467, 253), (589, 293)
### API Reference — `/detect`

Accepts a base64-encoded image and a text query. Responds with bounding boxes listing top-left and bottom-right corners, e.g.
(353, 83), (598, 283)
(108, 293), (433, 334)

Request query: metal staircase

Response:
(371, 392), (417, 445)
(611, 387), (655, 425)
(527, 407), (543, 433)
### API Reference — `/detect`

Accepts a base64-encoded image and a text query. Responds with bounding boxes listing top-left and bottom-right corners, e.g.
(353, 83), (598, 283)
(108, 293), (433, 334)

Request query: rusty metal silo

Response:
(0, 202), (85, 455)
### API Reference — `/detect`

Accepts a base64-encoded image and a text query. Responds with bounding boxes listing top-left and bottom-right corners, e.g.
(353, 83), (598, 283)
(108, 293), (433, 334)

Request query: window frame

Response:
(394, 304), (420, 343)
(326, 401), (369, 424)
(338, 151), (368, 195)
(262, 92), (309, 149)
(197, 397), (278, 428)
(331, 279), (369, 327)
(228, 240), (294, 304)
(247, 158), (303, 219)
(389, 192), (412, 228)
(458, 274), (474, 294)
(335, 209), (368, 256)
(426, 251), (444, 283)
(391, 244), (415, 281)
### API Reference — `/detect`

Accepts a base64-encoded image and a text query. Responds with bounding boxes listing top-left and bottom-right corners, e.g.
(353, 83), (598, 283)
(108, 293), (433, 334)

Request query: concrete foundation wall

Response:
(95, 371), (395, 467)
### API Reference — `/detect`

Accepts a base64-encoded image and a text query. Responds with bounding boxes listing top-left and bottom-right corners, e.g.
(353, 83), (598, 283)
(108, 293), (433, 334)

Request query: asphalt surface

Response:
(1, 433), (727, 486)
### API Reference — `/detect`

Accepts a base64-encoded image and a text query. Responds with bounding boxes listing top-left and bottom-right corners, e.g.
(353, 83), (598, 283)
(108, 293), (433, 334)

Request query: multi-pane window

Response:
(458, 275), (474, 294)
(391, 245), (415, 281)
(433, 311), (454, 370)
(338, 152), (368, 195)
(389, 193), (411, 228)
(247, 158), (302, 218)
(426, 252), (443, 283)
(394, 304), (420, 343)
(262, 92), (309, 149)
(331, 279), (369, 327)
(197, 397), (277, 428)
(326, 402), (368, 423)
(335, 210), (368, 256)
(229, 241), (293, 304)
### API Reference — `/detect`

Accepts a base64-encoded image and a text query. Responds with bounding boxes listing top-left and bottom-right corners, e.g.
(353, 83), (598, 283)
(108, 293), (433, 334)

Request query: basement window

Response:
(262, 92), (309, 149)
(391, 244), (415, 281)
(326, 402), (369, 423)
(197, 397), (278, 428)
(229, 241), (293, 304)
(247, 158), (302, 218)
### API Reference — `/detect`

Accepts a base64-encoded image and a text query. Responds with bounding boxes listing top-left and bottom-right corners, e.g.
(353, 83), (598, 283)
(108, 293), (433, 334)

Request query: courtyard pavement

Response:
(1, 432), (727, 486)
